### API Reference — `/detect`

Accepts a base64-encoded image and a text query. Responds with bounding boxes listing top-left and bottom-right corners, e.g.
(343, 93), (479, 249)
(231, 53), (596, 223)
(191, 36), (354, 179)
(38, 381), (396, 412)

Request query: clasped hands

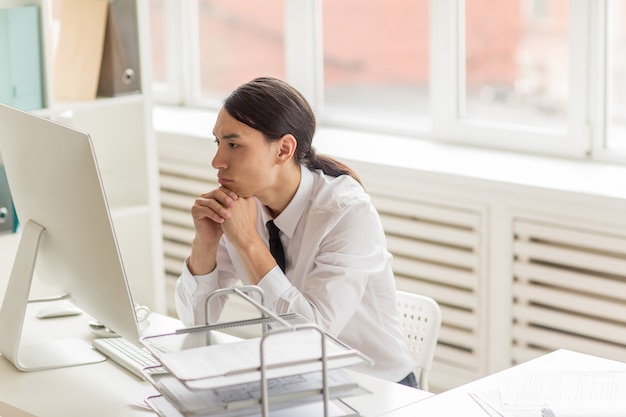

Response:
(191, 186), (259, 249)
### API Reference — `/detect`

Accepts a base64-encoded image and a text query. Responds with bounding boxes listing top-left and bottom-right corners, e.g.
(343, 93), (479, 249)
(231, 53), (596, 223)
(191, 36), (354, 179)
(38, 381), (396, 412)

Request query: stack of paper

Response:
(156, 330), (366, 384)
(542, 401), (626, 417)
(470, 371), (626, 417)
(147, 368), (366, 416)
(140, 319), (372, 417)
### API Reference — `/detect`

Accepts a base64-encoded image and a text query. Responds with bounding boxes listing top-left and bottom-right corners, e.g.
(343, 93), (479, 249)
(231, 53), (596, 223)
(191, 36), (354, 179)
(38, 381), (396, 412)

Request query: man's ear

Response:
(276, 134), (297, 164)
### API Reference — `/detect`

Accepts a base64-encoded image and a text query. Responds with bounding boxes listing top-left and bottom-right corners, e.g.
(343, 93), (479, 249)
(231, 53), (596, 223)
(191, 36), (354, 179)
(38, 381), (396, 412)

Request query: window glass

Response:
(321, 0), (429, 125)
(464, 0), (569, 128)
(149, 0), (167, 84)
(608, 1), (626, 150)
(196, 0), (285, 102)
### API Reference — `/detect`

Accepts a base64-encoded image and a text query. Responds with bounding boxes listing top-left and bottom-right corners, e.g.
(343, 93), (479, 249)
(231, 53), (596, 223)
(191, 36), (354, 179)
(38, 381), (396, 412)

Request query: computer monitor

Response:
(0, 103), (141, 371)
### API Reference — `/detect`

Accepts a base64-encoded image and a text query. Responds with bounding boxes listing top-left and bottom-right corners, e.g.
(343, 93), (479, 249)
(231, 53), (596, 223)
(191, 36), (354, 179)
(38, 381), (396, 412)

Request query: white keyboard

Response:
(93, 337), (166, 380)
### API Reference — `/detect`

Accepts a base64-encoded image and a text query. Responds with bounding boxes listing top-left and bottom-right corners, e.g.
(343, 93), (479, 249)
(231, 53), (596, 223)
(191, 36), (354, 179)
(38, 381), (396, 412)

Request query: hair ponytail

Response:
(305, 148), (362, 186)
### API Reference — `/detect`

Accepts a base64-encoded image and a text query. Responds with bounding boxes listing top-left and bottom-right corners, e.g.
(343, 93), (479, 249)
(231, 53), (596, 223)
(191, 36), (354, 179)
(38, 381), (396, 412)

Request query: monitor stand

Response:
(0, 220), (105, 371)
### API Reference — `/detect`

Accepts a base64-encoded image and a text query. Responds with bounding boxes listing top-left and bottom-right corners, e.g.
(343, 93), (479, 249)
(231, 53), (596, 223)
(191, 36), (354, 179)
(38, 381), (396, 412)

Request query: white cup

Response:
(135, 304), (151, 331)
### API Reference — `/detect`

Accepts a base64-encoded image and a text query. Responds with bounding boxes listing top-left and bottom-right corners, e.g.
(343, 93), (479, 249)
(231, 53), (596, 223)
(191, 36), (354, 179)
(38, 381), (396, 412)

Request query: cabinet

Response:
(0, 0), (166, 313)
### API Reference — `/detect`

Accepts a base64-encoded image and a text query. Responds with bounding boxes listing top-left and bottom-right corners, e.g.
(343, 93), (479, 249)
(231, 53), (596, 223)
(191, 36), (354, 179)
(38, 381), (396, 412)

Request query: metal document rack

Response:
(140, 287), (373, 417)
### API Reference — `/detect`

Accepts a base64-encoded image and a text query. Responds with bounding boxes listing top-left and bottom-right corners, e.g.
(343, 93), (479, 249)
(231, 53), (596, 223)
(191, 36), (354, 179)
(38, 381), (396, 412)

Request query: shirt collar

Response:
(262, 165), (313, 239)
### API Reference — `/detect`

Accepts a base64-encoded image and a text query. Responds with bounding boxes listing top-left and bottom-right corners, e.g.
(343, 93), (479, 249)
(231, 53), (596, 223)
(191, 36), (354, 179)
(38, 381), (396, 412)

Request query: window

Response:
(149, 0), (167, 85)
(607, 1), (626, 151)
(149, 0), (626, 164)
(321, 0), (429, 132)
(149, 0), (284, 106)
(464, 0), (569, 129)
(194, 0), (285, 103)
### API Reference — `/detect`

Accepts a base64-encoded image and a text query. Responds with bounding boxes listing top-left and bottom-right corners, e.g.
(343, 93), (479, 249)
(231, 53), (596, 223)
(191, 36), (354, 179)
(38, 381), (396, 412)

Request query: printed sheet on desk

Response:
(469, 371), (626, 417)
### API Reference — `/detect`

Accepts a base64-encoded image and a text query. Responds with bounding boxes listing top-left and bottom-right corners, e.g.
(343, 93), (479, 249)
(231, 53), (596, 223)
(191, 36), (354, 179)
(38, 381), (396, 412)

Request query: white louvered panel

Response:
(513, 303), (626, 346)
(387, 235), (479, 271)
(439, 305), (479, 332)
(512, 219), (626, 365)
(372, 195), (480, 230)
(513, 282), (626, 324)
(162, 223), (195, 245)
(513, 262), (626, 299)
(437, 326), (476, 351)
(515, 220), (626, 255)
(158, 135), (218, 316)
(160, 160), (214, 183)
(435, 343), (476, 369)
(162, 234), (195, 259)
(163, 241), (191, 268)
(160, 189), (195, 209)
(158, 132), (215, 164)
(430, 361), (479, 390)
(514, 240), (626, 277)
(512, 325), (626, 365)
(160, 207), (193, 229)
(164, 257), (185, 277)
(382, 215), (479, 248)
(370, 193), (483, 377)
(434, 344), (475, 364)
(160, 175), (209, 196)
(396, 276), (477, 312)
(165, 277), (177, 315)
(393, 257), (478, 291)
(511, 345), (552, 366)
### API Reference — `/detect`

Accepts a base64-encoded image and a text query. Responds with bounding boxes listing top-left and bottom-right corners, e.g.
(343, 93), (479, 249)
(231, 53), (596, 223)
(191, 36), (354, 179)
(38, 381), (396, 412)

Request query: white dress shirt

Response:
(175, 165), (417, 382)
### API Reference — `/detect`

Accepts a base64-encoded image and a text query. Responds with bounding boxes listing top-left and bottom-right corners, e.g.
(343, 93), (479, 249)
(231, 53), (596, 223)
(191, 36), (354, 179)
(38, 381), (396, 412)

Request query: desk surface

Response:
(0, 303), (431, 417)
(383, 349), (626, 416)
(2, 302), (625, 417)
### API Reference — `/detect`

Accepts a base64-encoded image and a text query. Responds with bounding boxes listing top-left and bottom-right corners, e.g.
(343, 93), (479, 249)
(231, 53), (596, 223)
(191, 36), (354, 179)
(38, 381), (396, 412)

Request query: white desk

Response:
(383, 349), (626, 416)
(0, 302), (431, 417)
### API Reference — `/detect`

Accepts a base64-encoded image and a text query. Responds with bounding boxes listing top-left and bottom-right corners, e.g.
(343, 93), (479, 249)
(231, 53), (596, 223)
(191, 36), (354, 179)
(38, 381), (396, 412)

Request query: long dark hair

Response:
(223, 77), (362, 185)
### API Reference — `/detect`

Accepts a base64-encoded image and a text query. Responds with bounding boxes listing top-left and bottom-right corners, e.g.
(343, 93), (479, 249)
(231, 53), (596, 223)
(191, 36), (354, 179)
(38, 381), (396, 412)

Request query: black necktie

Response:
(266, 220), (286, 272)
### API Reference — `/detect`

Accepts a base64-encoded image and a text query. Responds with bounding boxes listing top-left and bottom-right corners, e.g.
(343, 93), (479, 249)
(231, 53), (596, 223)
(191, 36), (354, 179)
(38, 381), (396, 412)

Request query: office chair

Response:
(396, 290), (442, 391)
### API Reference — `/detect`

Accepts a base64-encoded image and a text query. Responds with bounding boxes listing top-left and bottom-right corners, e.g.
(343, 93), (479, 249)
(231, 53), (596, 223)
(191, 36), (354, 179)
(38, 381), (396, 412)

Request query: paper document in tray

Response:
(157, 330), (366, 384)
(145, 394), (359, 417)
(148, 368), (367, 416)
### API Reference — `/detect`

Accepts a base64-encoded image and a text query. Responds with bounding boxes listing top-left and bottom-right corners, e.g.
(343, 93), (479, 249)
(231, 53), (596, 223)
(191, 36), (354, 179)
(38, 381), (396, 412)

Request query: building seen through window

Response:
(147, 0), (626, 159)
(465, 0), (569, 129)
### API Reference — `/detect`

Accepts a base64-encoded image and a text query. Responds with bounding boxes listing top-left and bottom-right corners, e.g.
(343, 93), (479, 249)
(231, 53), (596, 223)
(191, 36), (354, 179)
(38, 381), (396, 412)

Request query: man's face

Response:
(211, 108), (281, 199)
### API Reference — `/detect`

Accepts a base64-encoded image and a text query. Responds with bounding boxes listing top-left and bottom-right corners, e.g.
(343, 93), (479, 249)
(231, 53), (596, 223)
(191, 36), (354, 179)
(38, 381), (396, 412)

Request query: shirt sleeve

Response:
(174, 258), (220, 327)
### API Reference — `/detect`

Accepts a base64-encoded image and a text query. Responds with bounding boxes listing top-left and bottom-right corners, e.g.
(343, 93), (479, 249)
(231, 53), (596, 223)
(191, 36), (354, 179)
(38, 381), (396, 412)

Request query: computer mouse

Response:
(36, 300), (83, 319)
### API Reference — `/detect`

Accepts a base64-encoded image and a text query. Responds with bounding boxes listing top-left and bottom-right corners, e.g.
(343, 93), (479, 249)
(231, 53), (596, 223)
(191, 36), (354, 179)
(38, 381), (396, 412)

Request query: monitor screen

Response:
(0, 103), (141, 371)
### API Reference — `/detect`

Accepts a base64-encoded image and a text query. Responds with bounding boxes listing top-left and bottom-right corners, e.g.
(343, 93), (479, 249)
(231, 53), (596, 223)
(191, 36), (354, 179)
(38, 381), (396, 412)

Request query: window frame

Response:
(432, 0), (592, 159)
(151, 0), (626, 164)
(150, 0), (185, 105)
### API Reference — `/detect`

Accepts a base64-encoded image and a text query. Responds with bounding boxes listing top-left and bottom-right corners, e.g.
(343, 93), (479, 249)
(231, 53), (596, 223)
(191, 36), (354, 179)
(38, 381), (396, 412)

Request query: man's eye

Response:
(229, 143), (239, 148)
(213, 138), (220, 145)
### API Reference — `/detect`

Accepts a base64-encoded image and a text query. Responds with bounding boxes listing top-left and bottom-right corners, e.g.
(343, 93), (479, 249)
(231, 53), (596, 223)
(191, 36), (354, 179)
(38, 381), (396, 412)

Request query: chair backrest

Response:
(396, 290), (442, 391)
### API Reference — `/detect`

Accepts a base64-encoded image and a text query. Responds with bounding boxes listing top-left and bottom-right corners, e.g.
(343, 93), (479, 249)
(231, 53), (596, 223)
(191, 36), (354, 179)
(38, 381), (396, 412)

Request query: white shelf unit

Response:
(0, 0), (166, 313)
